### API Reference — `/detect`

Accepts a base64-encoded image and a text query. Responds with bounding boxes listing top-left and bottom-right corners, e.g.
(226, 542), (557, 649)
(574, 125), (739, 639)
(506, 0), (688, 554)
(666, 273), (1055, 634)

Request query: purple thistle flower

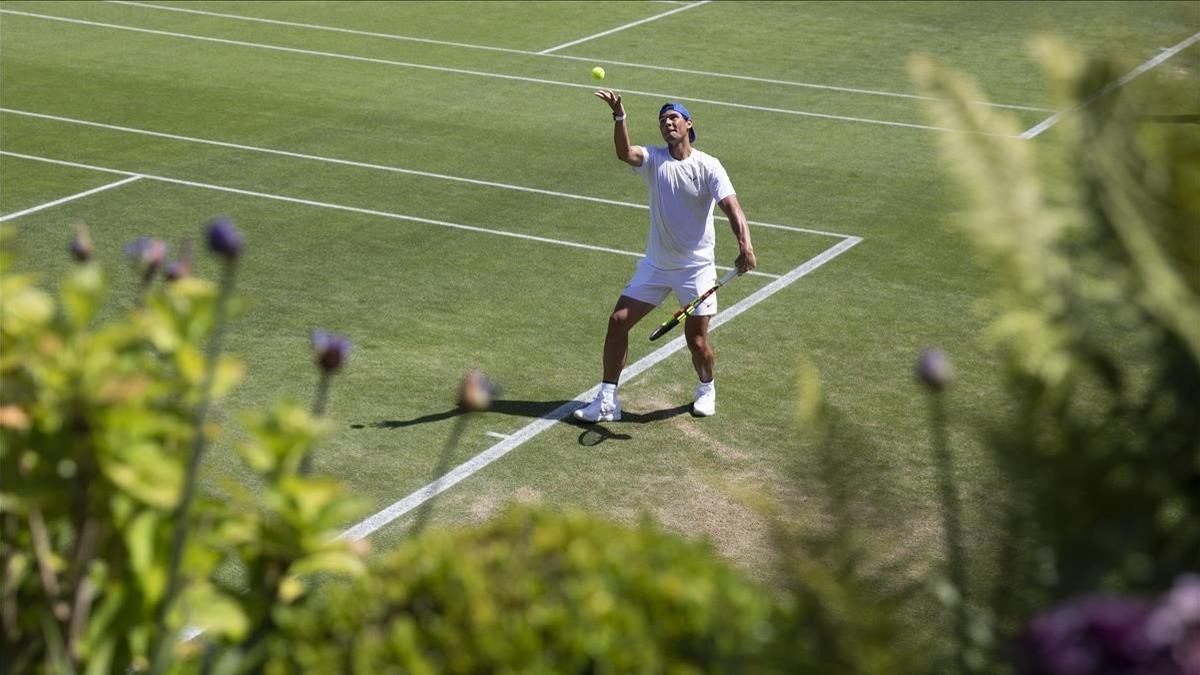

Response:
(69, 223), (93, 262)
(1148, 575), (1200, 674)
(311, 330), (351, 373)
(1019, 595), (1163, 675)
(123, 237), (168, 282)
(205, 217), (242, 260)
(917, 347), (954, 390)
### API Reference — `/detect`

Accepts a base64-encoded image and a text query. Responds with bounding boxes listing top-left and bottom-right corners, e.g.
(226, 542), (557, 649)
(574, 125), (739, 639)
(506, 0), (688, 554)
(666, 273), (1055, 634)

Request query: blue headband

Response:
(659, 102), (696, 143)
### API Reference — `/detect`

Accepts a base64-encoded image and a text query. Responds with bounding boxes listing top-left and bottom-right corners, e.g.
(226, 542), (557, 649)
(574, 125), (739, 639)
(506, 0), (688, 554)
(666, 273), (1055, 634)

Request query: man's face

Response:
(659, 110), (692, 143)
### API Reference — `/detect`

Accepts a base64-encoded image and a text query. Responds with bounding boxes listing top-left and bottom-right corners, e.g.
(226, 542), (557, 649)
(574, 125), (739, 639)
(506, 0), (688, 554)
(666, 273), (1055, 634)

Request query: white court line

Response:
(339, 233), (862, 541)
(0, 151), (781, 279)
(484, 431), (510, 440)
(538, 1), (710, 54)
(1021, 30), (1200, 139)
(0, 9), (1011, 137)
(0, 107), (851, 238)
(0, 174), (143, 222)
(107, 0), (1051, 112)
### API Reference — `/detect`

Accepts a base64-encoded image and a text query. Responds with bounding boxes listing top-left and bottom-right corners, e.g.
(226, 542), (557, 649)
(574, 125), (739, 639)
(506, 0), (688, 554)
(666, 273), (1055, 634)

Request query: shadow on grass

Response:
(351, 400), (693, 447)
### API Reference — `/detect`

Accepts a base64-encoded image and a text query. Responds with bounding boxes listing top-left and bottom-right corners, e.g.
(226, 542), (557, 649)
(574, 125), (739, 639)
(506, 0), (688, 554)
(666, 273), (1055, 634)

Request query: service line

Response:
(0, 107), (853, 238)
(0, 150), (780, 279)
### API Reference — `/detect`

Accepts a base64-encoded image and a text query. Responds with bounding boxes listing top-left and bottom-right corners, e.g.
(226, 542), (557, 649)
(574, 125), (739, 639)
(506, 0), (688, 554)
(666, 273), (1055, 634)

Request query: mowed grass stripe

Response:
(0, 132), (816, 279)
(0, 107), (846, 240)
(0, 8), (1006, 136)
(0, 2), (996, 232)
(105, 0), (1054, 112)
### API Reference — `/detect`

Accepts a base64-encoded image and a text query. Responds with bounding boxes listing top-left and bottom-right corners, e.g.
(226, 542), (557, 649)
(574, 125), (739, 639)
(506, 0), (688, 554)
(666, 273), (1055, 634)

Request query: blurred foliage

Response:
(908, 35), (1200, 668)
(264, 505), (775, 674)
(0, 229), (364, 673)
(765, 357), (935, 674)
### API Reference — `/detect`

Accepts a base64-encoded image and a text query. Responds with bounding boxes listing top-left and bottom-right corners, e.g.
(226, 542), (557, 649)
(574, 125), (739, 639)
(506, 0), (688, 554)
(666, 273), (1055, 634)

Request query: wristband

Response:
(613, 113), (626, 122)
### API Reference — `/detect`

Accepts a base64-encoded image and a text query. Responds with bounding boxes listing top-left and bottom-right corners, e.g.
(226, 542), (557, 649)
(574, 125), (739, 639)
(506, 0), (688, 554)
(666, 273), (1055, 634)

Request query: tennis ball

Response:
(591, 66), (605, 81)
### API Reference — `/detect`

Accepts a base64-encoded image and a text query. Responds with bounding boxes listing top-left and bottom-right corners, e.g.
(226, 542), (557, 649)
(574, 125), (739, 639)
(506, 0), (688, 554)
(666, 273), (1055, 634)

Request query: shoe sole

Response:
(691, 406), (715, 417)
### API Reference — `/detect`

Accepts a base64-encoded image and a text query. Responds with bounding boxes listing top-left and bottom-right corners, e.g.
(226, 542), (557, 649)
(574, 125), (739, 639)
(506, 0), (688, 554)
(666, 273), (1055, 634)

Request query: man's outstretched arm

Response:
(595, 89), (644, 167)
(718, 195), (757, 273)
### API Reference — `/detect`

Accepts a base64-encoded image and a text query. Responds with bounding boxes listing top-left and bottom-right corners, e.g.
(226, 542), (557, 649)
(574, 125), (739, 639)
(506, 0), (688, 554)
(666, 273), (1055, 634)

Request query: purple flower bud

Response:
(164, 241), (193, 282)
(311, 330), (351, 373)
(205, 217), (242, 260)
(917, 348), (953, 390)
(69, 223), (93, 262)
(123, 237), (168, 282)
(458, 369), (499, 412)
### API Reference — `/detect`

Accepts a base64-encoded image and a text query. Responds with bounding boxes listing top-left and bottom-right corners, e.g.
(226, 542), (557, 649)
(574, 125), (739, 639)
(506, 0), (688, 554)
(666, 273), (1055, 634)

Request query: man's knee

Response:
(608, 309), (634, 334)
(686, 332), (710, 354)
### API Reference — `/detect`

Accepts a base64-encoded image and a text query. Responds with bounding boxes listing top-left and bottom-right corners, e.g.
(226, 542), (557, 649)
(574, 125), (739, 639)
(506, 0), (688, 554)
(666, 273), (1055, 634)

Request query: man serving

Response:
(574, 90), (757, 423)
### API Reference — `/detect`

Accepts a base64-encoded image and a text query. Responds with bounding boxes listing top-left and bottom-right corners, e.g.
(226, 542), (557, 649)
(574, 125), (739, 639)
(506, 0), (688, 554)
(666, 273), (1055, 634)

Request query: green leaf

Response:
(83, 634), (116, 675)
(101, 442), (184, 509)
(61, 264), (105, 329)
(174, 343), (204, 387)
(125, 510), (166, 605)
(1, 278), (54, 337)
(289, 550), (366, 578)
(185, 586), (249, 641)
(210, 355), (245, 399)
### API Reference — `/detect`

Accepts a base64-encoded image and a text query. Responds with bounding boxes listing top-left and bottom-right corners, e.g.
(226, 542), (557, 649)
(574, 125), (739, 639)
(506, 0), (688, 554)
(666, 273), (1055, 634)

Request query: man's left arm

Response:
(718, 195), (756, 274)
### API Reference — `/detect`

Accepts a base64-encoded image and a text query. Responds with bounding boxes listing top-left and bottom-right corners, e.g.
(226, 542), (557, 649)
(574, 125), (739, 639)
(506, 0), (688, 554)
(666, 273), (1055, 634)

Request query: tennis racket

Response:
(648, 267), (740, 341)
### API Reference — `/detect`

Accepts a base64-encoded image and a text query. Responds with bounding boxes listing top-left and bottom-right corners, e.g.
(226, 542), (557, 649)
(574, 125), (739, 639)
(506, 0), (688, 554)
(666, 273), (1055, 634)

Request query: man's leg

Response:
(683, 315), (714, 382)
(604, 295), (658, 382)
(576, 295), (657, 423)
(685, 315), (717, 416)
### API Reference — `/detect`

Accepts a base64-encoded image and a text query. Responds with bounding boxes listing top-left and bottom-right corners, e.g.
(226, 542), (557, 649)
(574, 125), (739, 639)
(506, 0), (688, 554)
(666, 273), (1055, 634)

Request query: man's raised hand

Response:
(594, 89), (624, 115)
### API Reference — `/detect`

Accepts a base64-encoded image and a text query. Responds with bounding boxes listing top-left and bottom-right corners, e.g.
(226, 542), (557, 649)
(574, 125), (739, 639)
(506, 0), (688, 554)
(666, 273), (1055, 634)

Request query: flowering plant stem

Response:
(299, 371), (332, 476)
(930, 391), (971, 673)
(152, 260), (237, 674)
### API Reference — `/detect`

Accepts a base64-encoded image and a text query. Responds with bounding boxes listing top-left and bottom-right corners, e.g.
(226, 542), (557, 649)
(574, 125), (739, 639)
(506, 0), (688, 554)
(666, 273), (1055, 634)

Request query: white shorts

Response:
(621, 259), (718, 316)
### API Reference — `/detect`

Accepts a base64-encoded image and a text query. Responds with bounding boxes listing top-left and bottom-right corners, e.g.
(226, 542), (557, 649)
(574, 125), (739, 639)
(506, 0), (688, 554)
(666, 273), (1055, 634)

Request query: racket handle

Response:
(649, 317), (680, 341)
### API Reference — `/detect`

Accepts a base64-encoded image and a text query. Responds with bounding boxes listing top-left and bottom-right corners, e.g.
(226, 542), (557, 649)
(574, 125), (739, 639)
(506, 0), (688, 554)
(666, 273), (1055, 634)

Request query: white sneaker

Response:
(573, 391), (621, 422)
(692, 381), (716, 417)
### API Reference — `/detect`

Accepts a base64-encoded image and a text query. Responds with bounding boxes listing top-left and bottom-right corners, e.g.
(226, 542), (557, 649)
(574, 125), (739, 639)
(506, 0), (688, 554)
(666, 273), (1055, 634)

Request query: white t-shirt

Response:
(631, 145), (736, 270)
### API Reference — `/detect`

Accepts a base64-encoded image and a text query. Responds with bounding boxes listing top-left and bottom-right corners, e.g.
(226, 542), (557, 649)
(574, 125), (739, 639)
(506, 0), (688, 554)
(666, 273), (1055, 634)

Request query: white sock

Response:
(600, 382), (617, 398)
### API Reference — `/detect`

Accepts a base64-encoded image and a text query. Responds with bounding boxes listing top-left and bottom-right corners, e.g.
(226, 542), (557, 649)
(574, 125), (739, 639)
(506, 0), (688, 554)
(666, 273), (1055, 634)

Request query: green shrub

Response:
(267, 506), (775, 675)
(0, 224), (364, 674)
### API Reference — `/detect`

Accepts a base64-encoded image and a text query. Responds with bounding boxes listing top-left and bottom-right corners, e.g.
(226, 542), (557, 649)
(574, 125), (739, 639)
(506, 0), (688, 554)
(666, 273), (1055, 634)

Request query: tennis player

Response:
(574, 90), (756, 422)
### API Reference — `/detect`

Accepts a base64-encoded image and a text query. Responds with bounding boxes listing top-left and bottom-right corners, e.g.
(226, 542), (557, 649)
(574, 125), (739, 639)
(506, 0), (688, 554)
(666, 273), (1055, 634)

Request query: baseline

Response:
(0, 107), (853, 238)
